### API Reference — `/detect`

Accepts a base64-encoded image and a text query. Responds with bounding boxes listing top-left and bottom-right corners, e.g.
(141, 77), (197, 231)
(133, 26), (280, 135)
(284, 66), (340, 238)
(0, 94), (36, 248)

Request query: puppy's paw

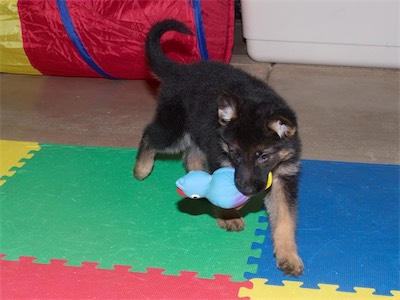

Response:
(217, 217), (245, 232)
(275, 251), (304, 277)
(133, 162), (153, 180)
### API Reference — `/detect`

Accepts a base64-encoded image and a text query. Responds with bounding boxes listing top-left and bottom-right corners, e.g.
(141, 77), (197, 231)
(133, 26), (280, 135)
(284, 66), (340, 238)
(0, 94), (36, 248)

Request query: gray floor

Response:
(1, 24), (399, 165)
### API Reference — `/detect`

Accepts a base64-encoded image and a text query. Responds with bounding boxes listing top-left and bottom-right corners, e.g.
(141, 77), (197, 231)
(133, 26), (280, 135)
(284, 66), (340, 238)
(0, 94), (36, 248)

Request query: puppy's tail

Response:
(145, 19), (193, 79)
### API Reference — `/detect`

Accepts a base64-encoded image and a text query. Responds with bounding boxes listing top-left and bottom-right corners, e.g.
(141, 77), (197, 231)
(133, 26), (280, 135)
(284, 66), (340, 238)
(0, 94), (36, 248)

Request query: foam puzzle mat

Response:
(0, 140), (399, 299)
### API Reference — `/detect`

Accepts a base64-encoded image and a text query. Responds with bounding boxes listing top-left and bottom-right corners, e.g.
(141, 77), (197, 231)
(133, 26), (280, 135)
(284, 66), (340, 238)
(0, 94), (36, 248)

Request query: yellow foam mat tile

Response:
(0, 140), (41, 186)
(0, 0), (41, 75)
(238, 279), (400, 300)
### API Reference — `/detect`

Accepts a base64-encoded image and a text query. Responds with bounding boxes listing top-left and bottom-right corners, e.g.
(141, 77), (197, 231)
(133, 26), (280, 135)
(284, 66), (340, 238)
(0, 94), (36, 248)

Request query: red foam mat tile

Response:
(0, 255), (251, 299)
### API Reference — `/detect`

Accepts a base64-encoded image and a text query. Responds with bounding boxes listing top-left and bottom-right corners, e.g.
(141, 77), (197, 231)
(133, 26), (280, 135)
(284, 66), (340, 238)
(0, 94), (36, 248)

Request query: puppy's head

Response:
(218, 91), (301, 196)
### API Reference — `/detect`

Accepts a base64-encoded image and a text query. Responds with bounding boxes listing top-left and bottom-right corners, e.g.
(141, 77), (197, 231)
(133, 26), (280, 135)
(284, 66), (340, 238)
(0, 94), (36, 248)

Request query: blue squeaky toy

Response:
(176, 167), (273, 209)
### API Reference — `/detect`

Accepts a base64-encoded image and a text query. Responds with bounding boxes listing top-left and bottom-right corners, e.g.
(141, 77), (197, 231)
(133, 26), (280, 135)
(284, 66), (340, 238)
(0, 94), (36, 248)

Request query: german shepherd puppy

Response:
(134, 19), (303, 276)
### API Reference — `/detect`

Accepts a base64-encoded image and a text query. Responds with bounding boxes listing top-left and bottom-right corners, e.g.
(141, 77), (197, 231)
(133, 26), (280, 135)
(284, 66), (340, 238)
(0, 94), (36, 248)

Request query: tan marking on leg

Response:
(134, 137), (156, 180)
(214, 207), (245, 232)
(184, 145), (207, 171)
(186, 160), (205, 171)
(265, 176), (304, 277)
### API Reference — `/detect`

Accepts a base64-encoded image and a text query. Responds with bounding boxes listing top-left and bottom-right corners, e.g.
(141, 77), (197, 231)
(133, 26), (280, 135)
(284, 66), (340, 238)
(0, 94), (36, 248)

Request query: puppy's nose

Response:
(235, 180), (264, 197)
(240, 188), (257, 197)
(235, 183), (258, 197)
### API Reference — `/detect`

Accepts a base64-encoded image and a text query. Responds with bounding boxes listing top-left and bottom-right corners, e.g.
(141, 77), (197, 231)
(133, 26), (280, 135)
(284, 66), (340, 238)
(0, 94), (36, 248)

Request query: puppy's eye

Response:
(256, 152), (269, 163)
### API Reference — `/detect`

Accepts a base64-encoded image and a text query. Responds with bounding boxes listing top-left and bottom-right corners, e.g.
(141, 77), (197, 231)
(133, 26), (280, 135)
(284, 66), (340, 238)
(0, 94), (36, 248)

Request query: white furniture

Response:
(241, 0), (400, 68)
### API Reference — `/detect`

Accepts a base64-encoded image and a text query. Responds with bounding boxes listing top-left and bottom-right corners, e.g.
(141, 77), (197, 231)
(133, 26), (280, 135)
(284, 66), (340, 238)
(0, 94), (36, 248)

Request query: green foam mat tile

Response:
(0, 143), (266, 280)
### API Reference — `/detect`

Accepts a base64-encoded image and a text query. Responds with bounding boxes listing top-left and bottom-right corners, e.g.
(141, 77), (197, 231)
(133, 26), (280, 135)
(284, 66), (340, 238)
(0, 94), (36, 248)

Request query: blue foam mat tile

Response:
(245, 159), (400, 295)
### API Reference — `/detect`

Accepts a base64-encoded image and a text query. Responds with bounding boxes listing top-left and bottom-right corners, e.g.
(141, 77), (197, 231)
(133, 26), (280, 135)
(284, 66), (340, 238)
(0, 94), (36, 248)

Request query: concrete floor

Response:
(1, 24), (399, 165)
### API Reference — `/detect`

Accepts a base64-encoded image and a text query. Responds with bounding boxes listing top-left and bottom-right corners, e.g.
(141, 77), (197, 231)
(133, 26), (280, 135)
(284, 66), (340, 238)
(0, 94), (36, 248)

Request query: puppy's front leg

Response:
(134, 135), (156, 180)
(265, 175), (304, 277)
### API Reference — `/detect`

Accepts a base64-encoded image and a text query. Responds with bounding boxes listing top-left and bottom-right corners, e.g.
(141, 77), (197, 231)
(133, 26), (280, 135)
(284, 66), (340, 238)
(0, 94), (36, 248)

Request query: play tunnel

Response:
(0, 0), (234, 79)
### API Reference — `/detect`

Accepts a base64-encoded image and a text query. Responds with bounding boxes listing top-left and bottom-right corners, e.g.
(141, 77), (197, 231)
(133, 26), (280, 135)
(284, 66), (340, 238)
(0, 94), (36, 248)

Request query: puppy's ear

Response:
(217, 91), (238, 126)
(267, 114), (297, 139)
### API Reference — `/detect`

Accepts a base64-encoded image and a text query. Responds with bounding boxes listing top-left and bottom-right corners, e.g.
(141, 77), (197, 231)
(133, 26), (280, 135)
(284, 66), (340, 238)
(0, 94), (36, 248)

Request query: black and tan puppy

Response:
(134, 19), (303, 276)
